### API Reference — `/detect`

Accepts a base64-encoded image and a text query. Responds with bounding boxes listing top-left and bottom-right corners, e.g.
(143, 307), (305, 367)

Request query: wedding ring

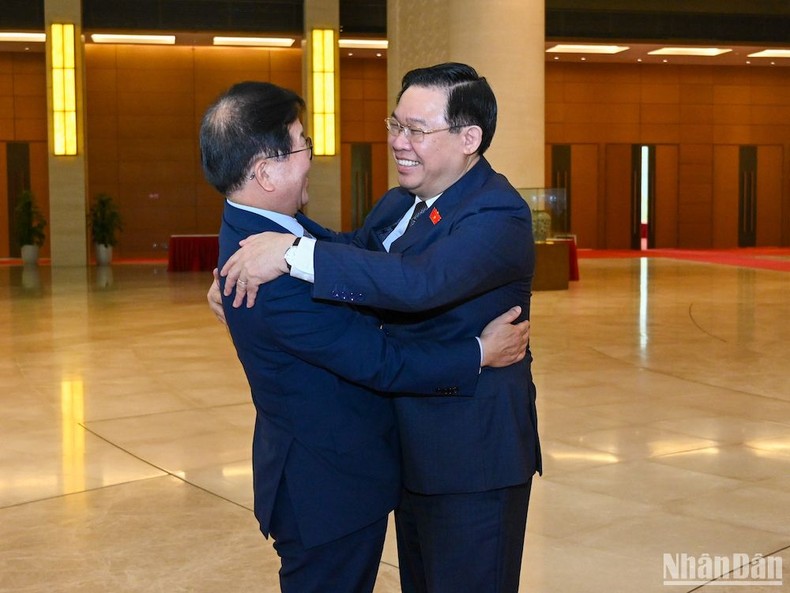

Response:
(237, 280), (247, 286)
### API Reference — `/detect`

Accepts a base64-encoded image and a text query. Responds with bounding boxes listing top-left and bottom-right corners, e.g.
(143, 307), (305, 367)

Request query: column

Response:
(303, 0), (342, 230)
(45, 0), (88, 266)
(387, 0), (545, 190)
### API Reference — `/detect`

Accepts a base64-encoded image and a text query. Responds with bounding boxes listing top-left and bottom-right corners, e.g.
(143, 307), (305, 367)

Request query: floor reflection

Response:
(0, 258), (788, 592)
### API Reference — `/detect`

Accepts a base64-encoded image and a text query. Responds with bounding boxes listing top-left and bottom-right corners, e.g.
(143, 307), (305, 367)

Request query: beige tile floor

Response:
(1, 256), (788, 592)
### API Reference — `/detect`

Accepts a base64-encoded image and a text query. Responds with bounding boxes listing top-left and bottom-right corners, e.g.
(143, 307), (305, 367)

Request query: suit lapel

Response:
(371, 191), (414, 250)
(389, 158), (493, 253)
(390, 209), (434, 252)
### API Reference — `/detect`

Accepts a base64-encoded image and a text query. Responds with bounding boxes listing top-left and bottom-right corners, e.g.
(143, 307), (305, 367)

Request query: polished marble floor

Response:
(1, 256), (788, 592)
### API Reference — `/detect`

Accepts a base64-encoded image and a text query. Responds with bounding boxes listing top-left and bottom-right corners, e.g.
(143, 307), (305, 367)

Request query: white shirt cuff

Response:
(289, 236), (316, 283)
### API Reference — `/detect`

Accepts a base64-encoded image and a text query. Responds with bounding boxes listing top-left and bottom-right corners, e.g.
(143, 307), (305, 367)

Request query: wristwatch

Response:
(284, 236), (301, 271)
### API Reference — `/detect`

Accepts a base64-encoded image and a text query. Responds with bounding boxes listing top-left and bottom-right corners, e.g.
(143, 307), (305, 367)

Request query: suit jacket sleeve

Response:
(311, 197), (534, 312)
(231, 275), (482, 397)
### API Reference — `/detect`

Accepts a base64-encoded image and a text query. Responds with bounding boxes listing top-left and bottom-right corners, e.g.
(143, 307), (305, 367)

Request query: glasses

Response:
(384, 117), (456, 142)
(267, 136), (312, 161)
(248, 137), (312, 180)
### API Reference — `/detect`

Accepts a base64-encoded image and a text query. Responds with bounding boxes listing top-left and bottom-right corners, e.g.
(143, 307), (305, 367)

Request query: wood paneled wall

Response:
(546, 63), (790, 248)
(0, 48), (387, 258)
(85, 44), (302, 258)
(0, 53), (48, 258)
(339, 57), (389, 231)
(3, 52), (788, 257)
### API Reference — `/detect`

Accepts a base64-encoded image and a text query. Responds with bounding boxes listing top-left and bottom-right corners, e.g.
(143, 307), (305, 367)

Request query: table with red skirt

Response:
(167, 234), (219, 272)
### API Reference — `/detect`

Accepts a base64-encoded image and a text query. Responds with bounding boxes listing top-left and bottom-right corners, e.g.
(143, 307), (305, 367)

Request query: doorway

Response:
(605, 143), (679, 250)
(632, 145), (655, 250)
(738, 146), (757, 247)
(6, 142), (31, 257)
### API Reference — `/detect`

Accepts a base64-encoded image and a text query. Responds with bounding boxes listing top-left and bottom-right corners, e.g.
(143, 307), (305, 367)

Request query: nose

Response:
(389, 128), (411, 150)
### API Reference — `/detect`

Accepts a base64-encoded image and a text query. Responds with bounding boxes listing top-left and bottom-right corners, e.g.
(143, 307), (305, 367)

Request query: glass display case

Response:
(517, 187), (568, 242)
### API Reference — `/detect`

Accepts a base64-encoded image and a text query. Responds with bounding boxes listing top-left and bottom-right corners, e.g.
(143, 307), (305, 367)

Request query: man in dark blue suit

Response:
(200, 81), (530, 593)
(214, 64), (541, 593)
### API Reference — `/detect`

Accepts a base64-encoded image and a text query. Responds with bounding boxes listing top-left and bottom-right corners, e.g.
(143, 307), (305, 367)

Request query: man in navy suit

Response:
(213, 64), (541, 593)
(200, 81), (530, 593)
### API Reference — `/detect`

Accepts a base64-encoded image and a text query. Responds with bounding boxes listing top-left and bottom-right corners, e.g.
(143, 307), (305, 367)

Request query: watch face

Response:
(285, 246), (295, 268)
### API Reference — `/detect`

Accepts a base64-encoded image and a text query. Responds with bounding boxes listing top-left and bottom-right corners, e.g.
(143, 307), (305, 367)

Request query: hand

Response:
(480, 306), (530, 368)
(220, 232), (296, 308)
(207, 268), (227, 325)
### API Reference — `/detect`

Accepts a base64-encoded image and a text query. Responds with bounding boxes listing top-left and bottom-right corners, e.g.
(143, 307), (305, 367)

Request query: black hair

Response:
(199, 81), (305, 195)
(398, 62), (497, 155)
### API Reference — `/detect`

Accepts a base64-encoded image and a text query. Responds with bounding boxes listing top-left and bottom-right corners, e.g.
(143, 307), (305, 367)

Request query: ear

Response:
(250, 159), (276, 193)
(460, 125), (483, 156)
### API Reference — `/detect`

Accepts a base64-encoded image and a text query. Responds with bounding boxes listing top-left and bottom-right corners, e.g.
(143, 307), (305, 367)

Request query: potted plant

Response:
(88, 193), (123, 265)
(14, 189), (47, 265)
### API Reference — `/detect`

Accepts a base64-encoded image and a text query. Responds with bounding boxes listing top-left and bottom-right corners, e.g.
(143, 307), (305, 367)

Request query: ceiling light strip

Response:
(91, 34), (175, 45)
(338, 39), (387, 50)
(649, 47), (732, 57)
(546, 44), (630, 55)
(212, 36), (295, 48)
(0, 31), (46, 43)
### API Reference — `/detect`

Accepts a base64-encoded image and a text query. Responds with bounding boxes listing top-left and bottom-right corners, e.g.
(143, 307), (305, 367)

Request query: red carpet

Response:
(578, 247), (790, 272)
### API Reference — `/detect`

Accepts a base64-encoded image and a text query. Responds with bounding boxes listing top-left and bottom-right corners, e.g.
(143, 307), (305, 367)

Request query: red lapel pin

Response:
(429, 207), (442, 225)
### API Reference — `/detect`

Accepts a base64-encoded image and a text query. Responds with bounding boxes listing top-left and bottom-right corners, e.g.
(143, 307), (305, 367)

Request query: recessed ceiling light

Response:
(648, 47), (732, 57)
(0, 32), (46, 42)
(747, 49), (790, 58)
(91, 34), (175, 45)
(338, 39), (388, 50)
(212, 36), (295, 47)
(546, 44), (629, 55)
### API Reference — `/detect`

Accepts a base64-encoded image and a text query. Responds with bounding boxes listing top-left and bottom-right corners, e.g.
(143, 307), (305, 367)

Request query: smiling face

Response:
(390, 85), (482, 199)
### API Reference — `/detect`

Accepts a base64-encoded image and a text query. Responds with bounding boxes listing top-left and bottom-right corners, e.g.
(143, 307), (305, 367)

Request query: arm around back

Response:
(312, 199), (534, 312)
(224, 274), (482, 397)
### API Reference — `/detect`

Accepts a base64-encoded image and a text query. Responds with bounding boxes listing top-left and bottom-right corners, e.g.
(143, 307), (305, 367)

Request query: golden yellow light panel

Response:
(311, 29), (336, 156)
(51, 23), (77, 156)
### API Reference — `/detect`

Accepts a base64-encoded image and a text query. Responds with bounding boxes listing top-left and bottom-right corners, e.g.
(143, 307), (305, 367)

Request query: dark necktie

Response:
(408, 200), (428, 228)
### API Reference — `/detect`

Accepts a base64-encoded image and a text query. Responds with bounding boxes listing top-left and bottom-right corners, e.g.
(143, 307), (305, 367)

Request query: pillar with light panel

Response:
(50, 23), (78, 156)
(310, 28), (337, 156)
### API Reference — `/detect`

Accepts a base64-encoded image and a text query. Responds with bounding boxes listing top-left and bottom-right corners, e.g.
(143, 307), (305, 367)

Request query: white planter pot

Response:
(20, 244), (39, 265)
(95, 243), (113, 266)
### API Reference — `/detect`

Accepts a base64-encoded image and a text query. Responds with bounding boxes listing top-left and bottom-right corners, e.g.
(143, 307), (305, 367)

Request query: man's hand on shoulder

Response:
(221, 232), (296, 308)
